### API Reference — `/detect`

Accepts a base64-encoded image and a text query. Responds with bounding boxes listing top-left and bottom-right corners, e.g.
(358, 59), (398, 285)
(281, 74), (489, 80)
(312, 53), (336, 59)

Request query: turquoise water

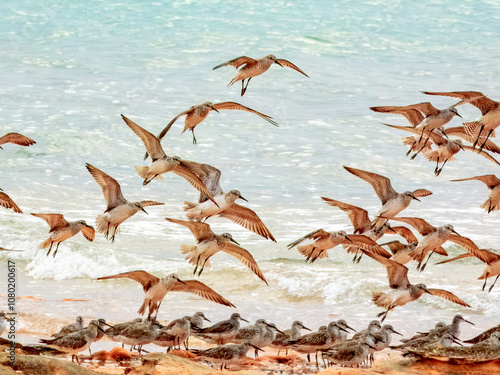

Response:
(1, 0), (500, 343)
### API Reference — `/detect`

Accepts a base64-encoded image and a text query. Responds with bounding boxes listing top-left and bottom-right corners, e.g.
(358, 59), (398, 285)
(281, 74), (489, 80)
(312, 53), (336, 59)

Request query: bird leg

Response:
(197, 258), (209, 276)
(241, 78), (252, 96)
(105, 222), (110, 240)
(435, 160), (447, 177)
(419, 251), (434, 272)
(478, 129), (493, 153)
(52, 242), (60, 258)
(46, 242), (54, 257)
(482, 272), (490, 291)
(110, 226), (118, 243)
(488, 275), (499, 293)
(472, 124), (485, 149)
(191, 130), (197, 145)
(377, 309), (390, 323)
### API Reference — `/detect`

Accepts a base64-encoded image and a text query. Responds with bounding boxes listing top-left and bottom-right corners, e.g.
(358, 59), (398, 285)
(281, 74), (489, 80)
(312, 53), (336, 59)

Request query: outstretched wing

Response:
(422, 91), (497, 116)
(176, 160), (223, 203)
(387, 217), (436, 236)
(321, 197), (371, 233)
(0, 192), (23, 213)
(452, 174), (500, 189)
(173, 162), (217, 205)
(445, 127), (500, 154)
(371, 107), (425, 127)
(0, 132), (36, 147)
(362, 250), (410, 289)
(31, 213), (68, 231)
(213, 56), (257, 70)
(169, 279), (235, 307)
(165, 217), (214, 243)
(81, 225), (96, 242)
(218, 203), (276, 242)
(344, 166), (397, 204)
(426, 288), (470, 307)
(462, 146), (500, 166)
(121, 115), (166, 161)
(275, 59), (309, 77)
(97, 270), (159, 292)
(86, 163), (127, 211)
(223, 243), (268, 285)
(287, 229), (327, 249)
(213, 102), (278, 126)
(157, 109), (191, 142)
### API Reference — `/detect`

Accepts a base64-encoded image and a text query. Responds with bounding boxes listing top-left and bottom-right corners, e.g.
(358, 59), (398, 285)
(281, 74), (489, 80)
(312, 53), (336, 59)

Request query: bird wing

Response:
(139, 200), (164, 207)
(387, 217), (436, 236)
(346, 235), (393, 258)
(287, 228), (327, 249)
(121, 115), (166, 161)
(361, 250), (410, 289)
(422, 91), (498, 115)
(425, 288), (470, 307)
(448, 234), (494, 262)
(371, 107), (424, 126)
(435, 252), (474, 265)
(31, 213), (68, 231)
(321, 197), (371, 233)
(97, 270), (159, 292)
(81, 225), (96, 242)
(165, 218), (214, 242)
(462, 146), (500, 166)
(157, 110), (190, 141)
(406, 102), (439, 117)
(85, 163), (127, 211)
(174, 160), (223, 202)
(223, 243), (268, 285)
(0, 132), (36, 146)
(344, 166), (397, 204)
(218, 203), (276, 242)
(382, 123), (422, 135)
(173, 162), (217, 205)
(169, 280), (235, 307)
(0, 192), (23, 213)
(213, 56), (257, 70)
(412, 189), (433, 198)
(381, 240), (410, 255)
(275, 59), (309, 77)
(213, 102), (278, 126)
(451, 174), (500, 189)
(390, 226), (419, 243)
(445, 128), (500, 154)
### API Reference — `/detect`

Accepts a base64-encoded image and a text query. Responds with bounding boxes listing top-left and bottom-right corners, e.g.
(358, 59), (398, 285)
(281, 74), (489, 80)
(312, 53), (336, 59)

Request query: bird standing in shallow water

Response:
(213, 54), (309, 96)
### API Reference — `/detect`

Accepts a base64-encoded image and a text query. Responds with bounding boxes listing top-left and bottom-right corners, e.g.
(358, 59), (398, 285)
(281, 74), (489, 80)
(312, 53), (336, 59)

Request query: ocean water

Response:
(1, 0), (500, 344)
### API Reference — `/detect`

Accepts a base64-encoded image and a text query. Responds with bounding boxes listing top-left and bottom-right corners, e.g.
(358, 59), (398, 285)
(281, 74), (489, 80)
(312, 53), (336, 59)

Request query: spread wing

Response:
(451, 174), (500, 189)
(81, 225), (96, 242)
(0, 192), (23, 213)
(406, 102), (440, 117)
(422, 91), (498, 115)
(346, 235), (392, 258)
(121, 115), (166, 161)
(275, 59), (309, 77)
(97, 270), (159, 292)
(175, 160), (223, 203)
(169, 280), (235, 307)
(287, 228), (327, 249)
(445, 127), (500, 154)
(362, 250), (410, 289)
(173, 162), (217, 205)
(165, 218), (214, 242)
(435, 252), (474, 265)
(223, 243), (268, 285)
(86, 163), (127, 211)
(213, 102), (278, 126)
(390, 226), (419, 243)
(344, 166), (397, 204)
(218, 203), (276, 242)
(426, 288), (470, 307)
(157, 109), (191, 142)
(370, 107), (425, 127)
(462, 146), (500, 166)
(213, 56), (257, 70)
(31, 213), (68, 231)
(0, 132), (36, 147)
(139, 200), (164, 207)
(412, 189), (433, 198)
(321, 197), (371, 233)
(387, 217), (436, 236)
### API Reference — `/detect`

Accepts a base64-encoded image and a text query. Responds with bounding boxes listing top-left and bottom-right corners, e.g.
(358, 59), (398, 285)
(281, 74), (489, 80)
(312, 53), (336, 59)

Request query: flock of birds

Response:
(2, 54), (500, 370)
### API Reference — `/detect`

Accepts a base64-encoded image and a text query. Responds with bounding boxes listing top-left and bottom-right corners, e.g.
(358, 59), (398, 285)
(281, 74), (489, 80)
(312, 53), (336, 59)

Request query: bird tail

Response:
(39, 238), (52, 249)
(372, 291), (391, 309)
(183, 201), (202, 221)
(137, 299), (148, 316)
(135, 165), (150, 180)
(297, 245), (327, 262)
(481, 198), (498, 213)
(95, 214), (118, 237)
(180, 244), (198, 264)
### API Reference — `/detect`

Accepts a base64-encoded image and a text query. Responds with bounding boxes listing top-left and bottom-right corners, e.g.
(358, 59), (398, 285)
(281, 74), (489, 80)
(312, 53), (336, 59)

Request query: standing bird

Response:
(270, 320), (312, 355)
(213, 54), (309, 96)
(121, 115), (217, 204)
(0, 189), (23, 213)
(423, 91), (500, 152)
(194, 313), (249, 345)
(387, 216), (481, 271)
(31, 213), (95, 257)
(0, 132), (36, 149)
(165, 218), (267, 284)
(343, 166), (432, 229)
(451, 174), (500, 213)
(97, 271), (234, 320)
(51, 316), (84, 338)
(85, 163), (164, 242)
(154, 101), (278, 144)
(181, 162), (275, 241)
(362, 250), (470, 322)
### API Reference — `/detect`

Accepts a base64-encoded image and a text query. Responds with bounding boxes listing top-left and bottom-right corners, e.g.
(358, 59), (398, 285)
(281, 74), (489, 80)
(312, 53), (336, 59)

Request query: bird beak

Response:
(141, 207), (149, 215)
(103, 322), (115, 328)
(211, 105), (219, 113)
(452, 229), (461, 236)
(344, 235), (354, 243)
(97, 326), (107, 333)
(230, 237), (240, 246)
(250, 344), (264, 352)
(238, 194), (248, 202)
(386, 225), (397, 234)
(241, 317), (249, 323)
(190, 322), (201, 329)
(274, 60), (283, 67)
(176, 277), (187, 285)
(412, 195), (421, 202)
(453, 337), (464, 346)
(424, 288), (432, 295)
(392, 329), (403, 336)
(339, 326), (350, 333)
(368, 343), (377, 350)
(203, 316), (211, 323)
(344, 324), (356, 332)
(302, 325), (312, 332)
(463, 319), (474, 326)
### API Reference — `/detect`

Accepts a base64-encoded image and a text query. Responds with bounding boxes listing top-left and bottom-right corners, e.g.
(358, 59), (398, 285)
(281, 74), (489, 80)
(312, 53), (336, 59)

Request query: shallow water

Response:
(1, 0), (499, 344)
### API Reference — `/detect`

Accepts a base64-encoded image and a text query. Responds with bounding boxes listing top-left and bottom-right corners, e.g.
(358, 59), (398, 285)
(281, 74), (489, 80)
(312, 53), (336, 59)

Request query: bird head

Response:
(222, 232), (239, 246)
(416, 283), (432, 294)
(135, 202), (148, 215)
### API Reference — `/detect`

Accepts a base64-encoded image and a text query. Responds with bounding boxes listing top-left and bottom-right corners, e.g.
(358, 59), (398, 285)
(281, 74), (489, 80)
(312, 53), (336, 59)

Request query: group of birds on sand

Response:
(36, 310), (500, 369)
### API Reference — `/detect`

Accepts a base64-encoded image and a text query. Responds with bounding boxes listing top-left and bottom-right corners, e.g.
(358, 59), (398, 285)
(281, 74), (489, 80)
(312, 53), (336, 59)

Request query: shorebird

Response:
(444, 126), (500, 154)
(386, 216), (480, 271)
(51, 316), (84, 338)
(92, 319), (112, 352)
(118, 319), (163, 353)
(361, 250), (470, 322)
(85, 163), (164, 242)
(423, 91), (500, 152)
(121, 115), (216, 200)
(40, 319), (104, 364)
(0, 189), (22, 213)
(193, 341), (262, 370)
(160, 316), (192, 349)
(181, 161), (275, 241)
(451, 175), (500, 213)
(0, 132), (36, 149)
(213, 54), (309, 96)
(105, 318), (143, 346)
(97, 271), (235, 319)
(443, 315), (474, 338)
(154, 101), (278, 144)
(194, 313), (249, 345)
(437, 248), (500, 292)
(270, 320), (312, 355)
(321, 197), (397, 263)
(351, 321), (381, 342)
(166, 218), (267, 283)
(343, 166), (432, 229)
(322, 337), (376, 368)
(287, 229), (390, 264)
(31, 213), (95, 257)
(465, 324), (500, 344)
(231, 319), (269, 356)
(190, 311), (211, 329)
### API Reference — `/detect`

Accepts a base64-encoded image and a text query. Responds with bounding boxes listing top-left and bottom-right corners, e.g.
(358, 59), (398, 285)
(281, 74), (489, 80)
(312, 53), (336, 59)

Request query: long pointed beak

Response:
(103, 322), (115, 328)
(251, 344), (264, 352)
(211, 106), (220, 113)
(344, 324), (356, 332)
(463, 319), (474, 325)
(424, 288), (433, 295)
(339, 326), (349, 333)
(387, 225), (397, 234)
(412, 195), (421, 202)
(203, 316), (211, 323)
(176, 277), (187, 285)
(392, 329), (403, 336)
(302, 325), (312, 332)
(452, 229), (461, 236)
(274, 60), (283, 67)
(238, 194), (248, 202)
(453, 338), (464, 346)
(230, 237), (240, 246)
(368, 343), (377, 350)
(98, 326), (107, 333)
(344, 235), (354, 243)
(241, 317), (249, 323)
(141, 207), (149, 215)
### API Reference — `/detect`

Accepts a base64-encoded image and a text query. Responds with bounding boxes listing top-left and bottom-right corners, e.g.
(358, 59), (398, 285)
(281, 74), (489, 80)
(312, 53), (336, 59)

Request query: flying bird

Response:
(154, 101), (278, 144)
(86, 163), (164, 242)
(31, 213), (95, 257)
(0, 189), (23, 213)
(451, 174), (500, 213)
(213, 54), (309, 96)
(0, 132), (36, 149)
(97, 271), (235, 319)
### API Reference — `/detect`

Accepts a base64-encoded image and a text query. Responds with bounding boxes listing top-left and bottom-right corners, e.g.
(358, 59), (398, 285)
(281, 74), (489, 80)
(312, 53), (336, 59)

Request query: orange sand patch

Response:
(0, 294), (43, 301)
(61, 298), (92, 302)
